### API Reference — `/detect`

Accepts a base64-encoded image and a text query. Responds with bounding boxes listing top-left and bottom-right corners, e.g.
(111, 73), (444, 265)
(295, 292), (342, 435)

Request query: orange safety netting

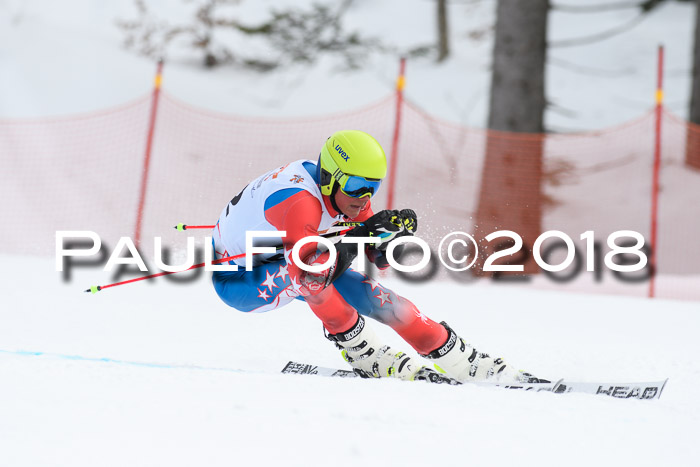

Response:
(1, 91), (698, 300)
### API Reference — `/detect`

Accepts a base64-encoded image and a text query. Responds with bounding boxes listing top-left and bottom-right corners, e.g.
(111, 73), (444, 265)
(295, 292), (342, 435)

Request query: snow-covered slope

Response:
(1, 254), (699, 466)
(2, 2), (699, 465)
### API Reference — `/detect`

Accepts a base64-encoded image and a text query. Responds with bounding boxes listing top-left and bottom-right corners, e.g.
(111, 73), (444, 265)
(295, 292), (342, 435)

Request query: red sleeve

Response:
(264, 190), (330, 295)
(265, 190), (321, 261)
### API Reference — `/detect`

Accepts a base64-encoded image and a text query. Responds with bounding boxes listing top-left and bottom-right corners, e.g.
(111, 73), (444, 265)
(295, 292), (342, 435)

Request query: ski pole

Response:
(174, 223), (213, 231)
(173, 221), (363, 232)
(84, 250), (250, 294)
(85, 223), (362, 294)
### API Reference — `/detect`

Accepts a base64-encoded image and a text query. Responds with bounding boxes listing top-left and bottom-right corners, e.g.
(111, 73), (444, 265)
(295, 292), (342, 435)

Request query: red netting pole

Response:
(134, 59), (164, 247)
(386, 57), (406, 210)
(649, 45), (664, 299)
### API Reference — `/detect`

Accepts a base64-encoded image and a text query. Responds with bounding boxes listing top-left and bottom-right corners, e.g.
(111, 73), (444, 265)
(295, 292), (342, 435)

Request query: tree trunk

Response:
(437, 0), (449, 62)
(474, 0), (549, 275)
(687, 0), (700, 170)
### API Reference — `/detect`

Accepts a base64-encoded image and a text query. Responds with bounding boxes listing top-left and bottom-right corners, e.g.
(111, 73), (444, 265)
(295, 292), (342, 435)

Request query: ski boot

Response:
(423, 322), (548, 384)
(325, 315), (423, 380)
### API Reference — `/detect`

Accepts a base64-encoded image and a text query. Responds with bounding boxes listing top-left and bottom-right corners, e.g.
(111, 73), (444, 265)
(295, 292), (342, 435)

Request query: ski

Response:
(282, 361), (359, 379)
(281, 361), (668, 400)
(281, 361), (560, 392)
(551, 379), (668, 400)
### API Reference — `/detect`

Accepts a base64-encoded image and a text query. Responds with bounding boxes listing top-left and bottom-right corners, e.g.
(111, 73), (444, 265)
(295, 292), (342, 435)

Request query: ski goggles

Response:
(337, 173), (382, 198)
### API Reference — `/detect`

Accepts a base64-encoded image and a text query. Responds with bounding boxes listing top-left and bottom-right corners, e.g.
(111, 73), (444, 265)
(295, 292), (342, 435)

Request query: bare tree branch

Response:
(548, 57), (636, 77)
(551, 1), (643, 13)
(549, 12), (646, 48)
(116, 0), (381, 70)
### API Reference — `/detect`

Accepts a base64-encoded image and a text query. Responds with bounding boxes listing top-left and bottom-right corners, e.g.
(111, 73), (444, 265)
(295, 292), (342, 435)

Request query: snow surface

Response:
(1, 254), (699, 466)
(2, 1), (700, 465)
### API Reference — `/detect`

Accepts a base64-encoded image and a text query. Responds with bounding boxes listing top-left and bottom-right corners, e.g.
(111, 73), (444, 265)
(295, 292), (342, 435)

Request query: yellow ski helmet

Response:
(317, 130), (387, 198)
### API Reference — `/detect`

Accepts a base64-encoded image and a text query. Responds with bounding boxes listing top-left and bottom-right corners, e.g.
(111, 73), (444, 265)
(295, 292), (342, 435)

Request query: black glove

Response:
(371, 209), (414, 264)
(327, 210), (401, 284)
(372, 208), (418, 250)
(345, 210), (405, 250)
(398, 209), (418, 235)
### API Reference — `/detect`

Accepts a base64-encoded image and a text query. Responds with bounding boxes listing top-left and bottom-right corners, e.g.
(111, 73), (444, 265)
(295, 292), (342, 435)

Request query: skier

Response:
(211, 130), (541, 383)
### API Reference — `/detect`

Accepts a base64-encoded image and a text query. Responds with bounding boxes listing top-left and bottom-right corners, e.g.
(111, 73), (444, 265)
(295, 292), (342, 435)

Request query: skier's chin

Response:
(333, 190), (368, 218)
(343, 206), (363, 218)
